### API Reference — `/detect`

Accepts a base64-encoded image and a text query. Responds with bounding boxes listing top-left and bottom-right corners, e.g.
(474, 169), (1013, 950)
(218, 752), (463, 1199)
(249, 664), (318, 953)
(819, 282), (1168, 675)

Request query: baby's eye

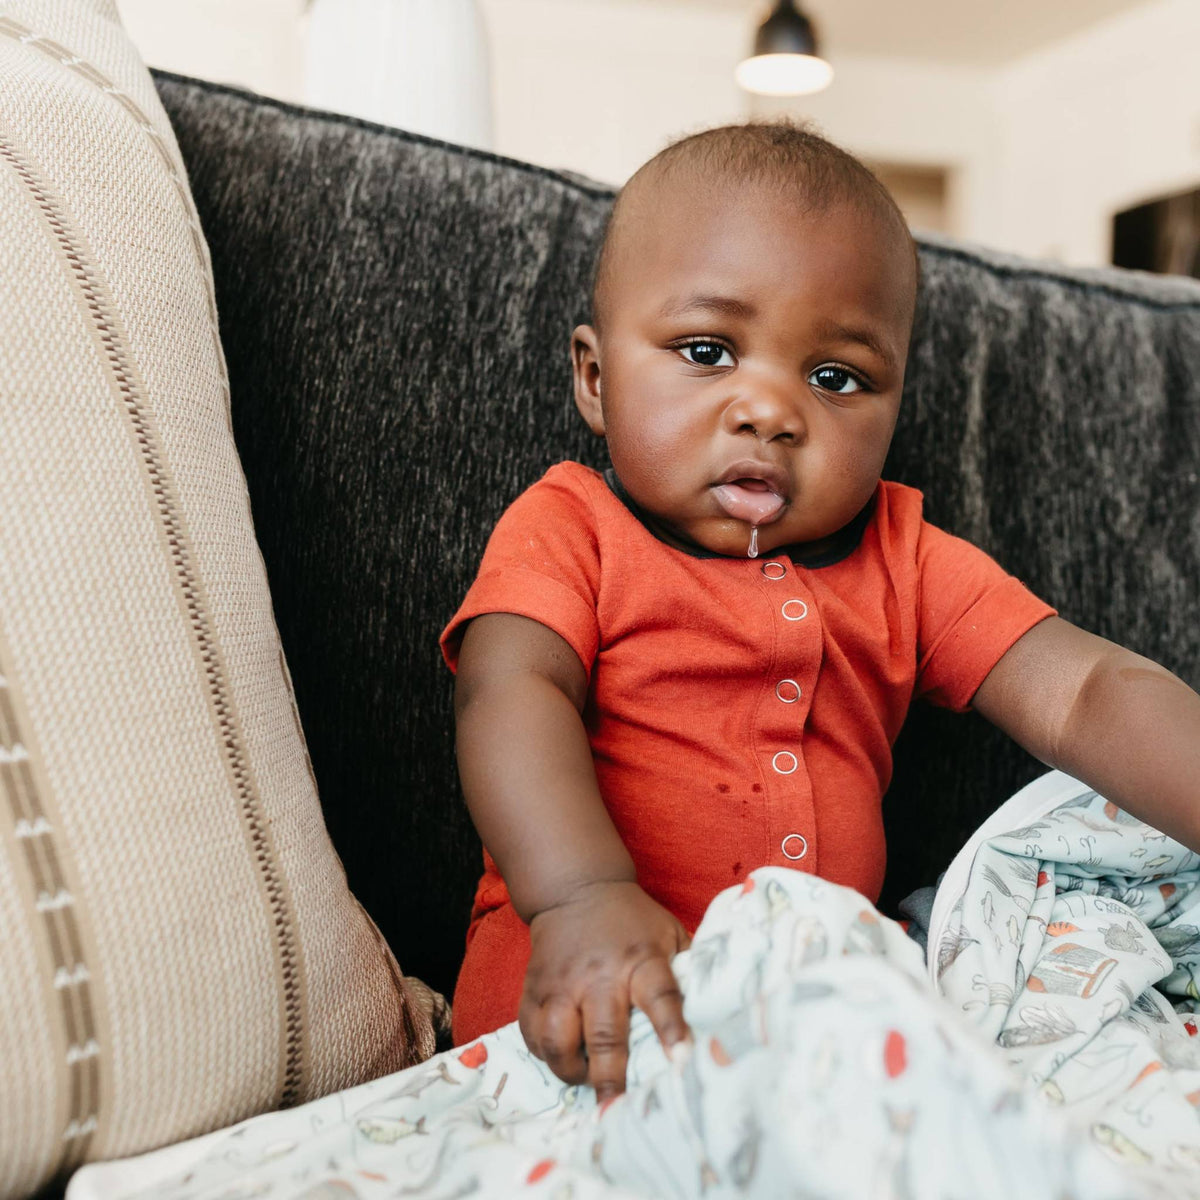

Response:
(680, 341), (734, 368)
(809, 365), (864, 394)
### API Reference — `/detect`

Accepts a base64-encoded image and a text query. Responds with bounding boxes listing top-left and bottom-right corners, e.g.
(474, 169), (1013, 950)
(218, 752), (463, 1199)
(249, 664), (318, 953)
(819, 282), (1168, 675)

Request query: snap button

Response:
(782, 833), (808, 860)
(771, 750), (798, 775)
(775, 679), (801, 703)
(760, 561), (787, 581)
(781, 599), (808, 621)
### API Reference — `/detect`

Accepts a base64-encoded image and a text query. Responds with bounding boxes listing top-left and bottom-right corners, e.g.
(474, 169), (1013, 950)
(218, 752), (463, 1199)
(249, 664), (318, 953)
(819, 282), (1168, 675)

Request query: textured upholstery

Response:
(153, 71), (1200, 999)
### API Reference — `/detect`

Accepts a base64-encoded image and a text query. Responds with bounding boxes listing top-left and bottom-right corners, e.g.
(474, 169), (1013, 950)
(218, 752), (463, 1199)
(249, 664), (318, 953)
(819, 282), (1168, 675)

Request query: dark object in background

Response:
(1113, 186), (1200, 278)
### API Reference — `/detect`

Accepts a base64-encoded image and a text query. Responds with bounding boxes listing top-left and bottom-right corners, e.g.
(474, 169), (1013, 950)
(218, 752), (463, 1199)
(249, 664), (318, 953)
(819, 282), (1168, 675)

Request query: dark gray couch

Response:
(152, 71), (1200, 1001)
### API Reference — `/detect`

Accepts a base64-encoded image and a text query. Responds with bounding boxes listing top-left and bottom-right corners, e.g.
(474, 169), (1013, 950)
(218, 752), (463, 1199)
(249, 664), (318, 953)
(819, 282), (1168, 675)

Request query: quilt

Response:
(69, 772), (1200, 1199)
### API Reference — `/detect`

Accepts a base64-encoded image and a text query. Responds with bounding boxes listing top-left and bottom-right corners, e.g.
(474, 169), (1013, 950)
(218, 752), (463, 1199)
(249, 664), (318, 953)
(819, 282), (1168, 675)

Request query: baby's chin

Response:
(664, 516), (789, 560)
(633, 494), (841, 559)
(696, 515), (849, 561)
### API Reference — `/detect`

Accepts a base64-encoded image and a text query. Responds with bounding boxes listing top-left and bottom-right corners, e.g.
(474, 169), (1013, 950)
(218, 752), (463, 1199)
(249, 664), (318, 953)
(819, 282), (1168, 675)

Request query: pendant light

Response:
(736, 0), (833, 97)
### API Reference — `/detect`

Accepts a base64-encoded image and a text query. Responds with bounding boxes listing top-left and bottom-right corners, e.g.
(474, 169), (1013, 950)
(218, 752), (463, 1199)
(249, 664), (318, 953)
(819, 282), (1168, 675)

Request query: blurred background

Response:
(116, 0), (1199, 274)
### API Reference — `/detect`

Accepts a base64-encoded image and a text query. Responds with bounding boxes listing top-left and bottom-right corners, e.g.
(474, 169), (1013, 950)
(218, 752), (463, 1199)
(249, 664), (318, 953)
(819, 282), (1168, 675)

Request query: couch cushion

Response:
(153, 73), (616, 999)
(0, 5), (433, 1196)
(152, 71), (1200, 996)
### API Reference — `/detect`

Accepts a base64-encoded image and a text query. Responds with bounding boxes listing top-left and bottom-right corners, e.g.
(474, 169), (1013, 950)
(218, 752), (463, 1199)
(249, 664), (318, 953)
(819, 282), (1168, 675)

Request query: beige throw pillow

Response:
(0, 3), (433, 1196)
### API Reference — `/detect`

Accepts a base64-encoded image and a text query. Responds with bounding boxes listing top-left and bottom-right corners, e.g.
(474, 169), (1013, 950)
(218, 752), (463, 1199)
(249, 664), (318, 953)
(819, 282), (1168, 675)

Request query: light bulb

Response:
(736, 53), (833, 97)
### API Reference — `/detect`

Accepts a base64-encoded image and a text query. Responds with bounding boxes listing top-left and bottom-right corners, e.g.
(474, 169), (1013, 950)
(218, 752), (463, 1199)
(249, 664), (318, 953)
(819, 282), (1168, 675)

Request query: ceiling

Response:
(594, 0), (1158, 66)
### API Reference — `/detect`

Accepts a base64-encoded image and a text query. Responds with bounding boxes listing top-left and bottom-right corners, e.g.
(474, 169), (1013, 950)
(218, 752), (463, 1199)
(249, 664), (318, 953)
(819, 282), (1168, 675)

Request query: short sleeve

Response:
(914, 521), (1056, 711)
(439, 465), (603, 676)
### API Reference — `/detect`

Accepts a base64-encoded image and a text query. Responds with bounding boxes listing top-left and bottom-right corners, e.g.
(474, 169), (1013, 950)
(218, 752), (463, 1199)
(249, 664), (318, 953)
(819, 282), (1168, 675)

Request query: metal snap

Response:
(760, 561), (787, 580)
(781, 833), (808, 860)
(771, 750), (798, 775)
(775, 679), (801, 703)
(781, 599), (808, 621)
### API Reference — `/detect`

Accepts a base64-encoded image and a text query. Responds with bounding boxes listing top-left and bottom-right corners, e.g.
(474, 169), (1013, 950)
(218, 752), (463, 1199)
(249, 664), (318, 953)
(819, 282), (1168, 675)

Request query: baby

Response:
(440, 120), (1200, 1101)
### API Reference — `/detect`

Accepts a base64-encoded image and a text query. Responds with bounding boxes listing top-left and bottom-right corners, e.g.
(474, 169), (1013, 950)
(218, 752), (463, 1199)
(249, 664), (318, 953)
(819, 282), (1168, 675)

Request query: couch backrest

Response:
(155, 72), (1200, 997)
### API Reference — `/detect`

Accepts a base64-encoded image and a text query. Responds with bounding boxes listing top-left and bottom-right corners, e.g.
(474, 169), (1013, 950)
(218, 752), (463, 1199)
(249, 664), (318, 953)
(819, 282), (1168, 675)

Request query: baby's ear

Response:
(571, 324), (605, 436)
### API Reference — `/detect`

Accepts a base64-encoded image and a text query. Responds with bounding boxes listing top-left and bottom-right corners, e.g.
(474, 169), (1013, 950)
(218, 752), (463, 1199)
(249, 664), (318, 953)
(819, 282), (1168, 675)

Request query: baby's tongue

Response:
(713, 479), (785, 525)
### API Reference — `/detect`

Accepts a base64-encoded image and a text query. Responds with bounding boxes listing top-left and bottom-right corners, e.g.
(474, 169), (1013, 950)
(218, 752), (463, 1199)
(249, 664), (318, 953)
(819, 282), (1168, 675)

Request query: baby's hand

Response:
(520, 880), (692, 1101)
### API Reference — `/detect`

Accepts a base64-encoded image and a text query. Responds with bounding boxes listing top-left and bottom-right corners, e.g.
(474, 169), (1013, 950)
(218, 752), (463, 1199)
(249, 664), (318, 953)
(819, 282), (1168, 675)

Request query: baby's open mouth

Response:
(712, 477), (787, 526)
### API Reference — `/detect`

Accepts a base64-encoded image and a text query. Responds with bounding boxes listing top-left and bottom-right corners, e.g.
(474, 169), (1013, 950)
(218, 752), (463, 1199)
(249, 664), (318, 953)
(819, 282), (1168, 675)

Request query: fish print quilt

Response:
(68, 772), (1200, 1200)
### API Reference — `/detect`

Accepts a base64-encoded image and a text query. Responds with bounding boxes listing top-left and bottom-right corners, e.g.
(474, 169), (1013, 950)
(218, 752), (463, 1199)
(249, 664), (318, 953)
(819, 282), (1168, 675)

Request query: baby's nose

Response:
(722, 381), (806, 443)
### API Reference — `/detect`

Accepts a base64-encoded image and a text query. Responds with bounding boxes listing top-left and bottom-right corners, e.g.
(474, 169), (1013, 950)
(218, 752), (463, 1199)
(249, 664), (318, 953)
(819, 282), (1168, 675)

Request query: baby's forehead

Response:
(630, 159), (900, 238)
(594, 159), (918, 329)
(617, 178), (906, 273)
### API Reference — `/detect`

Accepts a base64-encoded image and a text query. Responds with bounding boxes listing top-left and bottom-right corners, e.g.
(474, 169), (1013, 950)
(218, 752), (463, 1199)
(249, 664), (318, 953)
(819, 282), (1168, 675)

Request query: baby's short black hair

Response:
(591, 119), (919, 332)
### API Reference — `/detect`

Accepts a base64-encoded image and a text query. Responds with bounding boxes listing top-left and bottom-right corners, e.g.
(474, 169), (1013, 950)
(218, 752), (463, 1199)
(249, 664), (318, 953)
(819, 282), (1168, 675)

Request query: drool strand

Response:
(747, 525), (759, 559)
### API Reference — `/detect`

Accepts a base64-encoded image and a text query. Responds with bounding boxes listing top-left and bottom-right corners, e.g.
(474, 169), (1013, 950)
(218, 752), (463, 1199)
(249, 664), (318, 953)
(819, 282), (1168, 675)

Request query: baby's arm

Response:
(974, 616), (1200, 850)
(454, 612), (691, 1097)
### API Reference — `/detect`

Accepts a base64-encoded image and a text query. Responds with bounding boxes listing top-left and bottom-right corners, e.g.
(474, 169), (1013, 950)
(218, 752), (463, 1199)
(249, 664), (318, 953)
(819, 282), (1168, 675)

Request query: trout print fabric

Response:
(71, 773), (1200, 1200)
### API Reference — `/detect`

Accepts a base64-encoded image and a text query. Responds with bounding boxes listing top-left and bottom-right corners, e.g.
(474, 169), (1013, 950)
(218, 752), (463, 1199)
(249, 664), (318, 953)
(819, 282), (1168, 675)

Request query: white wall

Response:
(481, 0), (1200, 267)
(116, 0), (305, 103)
(478, 0), (746, 186)
(115, 0), (1200, 268)
(985, 0), (1200, 264)
(750, 56), (999, 247)
(479, 2), (993, 197)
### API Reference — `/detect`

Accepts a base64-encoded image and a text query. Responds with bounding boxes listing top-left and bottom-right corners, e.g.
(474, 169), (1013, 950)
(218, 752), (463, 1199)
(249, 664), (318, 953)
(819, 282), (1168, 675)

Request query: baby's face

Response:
(572, 181), (917, 558)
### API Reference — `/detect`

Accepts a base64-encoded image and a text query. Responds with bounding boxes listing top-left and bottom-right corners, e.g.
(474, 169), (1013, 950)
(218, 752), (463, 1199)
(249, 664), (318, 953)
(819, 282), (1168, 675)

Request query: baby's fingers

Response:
(630, 955), (690, 1057)
(524, 994), (588, 1086)
(582, 990), (631, 1104)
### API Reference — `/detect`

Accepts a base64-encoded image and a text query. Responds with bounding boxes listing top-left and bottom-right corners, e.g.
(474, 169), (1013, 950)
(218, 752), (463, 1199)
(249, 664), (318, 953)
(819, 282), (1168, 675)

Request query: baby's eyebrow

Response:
(658, 293), (757, 321)
(812, 319), (897, 371)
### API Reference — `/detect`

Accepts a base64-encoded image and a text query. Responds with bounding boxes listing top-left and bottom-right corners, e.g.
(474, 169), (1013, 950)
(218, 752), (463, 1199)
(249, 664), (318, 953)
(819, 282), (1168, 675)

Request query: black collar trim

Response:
(603, 469), (874, 568)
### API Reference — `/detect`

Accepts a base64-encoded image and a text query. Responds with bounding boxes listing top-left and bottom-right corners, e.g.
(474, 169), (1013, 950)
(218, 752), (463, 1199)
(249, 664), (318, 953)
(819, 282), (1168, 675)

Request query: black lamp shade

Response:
(754, 1), (820, 58)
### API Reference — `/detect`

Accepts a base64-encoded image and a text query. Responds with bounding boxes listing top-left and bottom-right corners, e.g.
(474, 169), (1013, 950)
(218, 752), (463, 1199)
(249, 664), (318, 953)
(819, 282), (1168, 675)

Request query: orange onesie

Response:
(440, 462), (1055, 1044)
